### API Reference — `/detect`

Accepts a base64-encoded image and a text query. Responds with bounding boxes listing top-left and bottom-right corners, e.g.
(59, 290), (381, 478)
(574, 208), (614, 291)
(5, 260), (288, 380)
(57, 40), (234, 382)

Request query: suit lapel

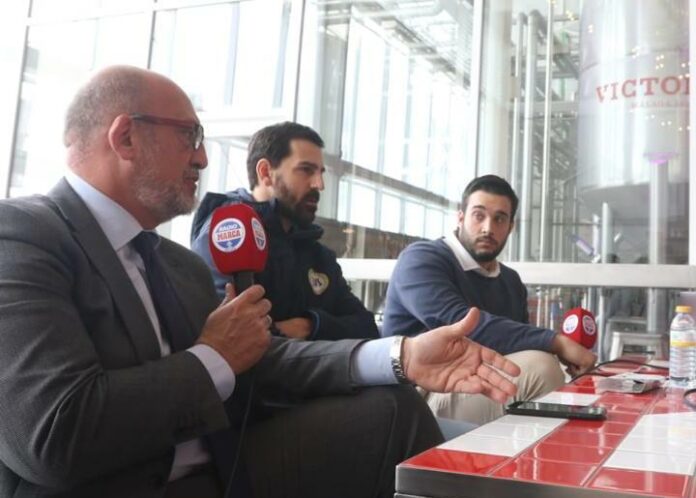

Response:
(156, 248), (201, 347)
(48, 179), (161, 362)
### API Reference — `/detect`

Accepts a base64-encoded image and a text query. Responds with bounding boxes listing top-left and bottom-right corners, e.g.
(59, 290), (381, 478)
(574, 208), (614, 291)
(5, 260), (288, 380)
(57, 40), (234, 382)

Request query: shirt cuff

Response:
(351, 337), (398, 386)
(187, 344), (236, 400)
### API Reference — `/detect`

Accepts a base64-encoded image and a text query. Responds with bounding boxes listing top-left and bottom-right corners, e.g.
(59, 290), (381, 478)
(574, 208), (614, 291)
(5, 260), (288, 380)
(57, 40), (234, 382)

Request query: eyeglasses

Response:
(130, 113), (205, 150)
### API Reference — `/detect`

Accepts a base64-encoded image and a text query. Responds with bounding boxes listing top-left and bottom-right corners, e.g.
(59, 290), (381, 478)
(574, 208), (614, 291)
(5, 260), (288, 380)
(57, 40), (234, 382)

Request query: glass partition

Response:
(474, 0), (691, 337)
(296, 0), (476, 254)
(151, 0), (296, 114)
(30, 0), (149, 17)
(0, 0), (693, 342)
(9, 13), (150, 198)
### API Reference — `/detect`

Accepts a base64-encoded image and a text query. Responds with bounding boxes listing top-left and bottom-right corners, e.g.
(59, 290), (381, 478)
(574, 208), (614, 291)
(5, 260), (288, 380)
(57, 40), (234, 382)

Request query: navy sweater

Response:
(382, 239), (556, 355)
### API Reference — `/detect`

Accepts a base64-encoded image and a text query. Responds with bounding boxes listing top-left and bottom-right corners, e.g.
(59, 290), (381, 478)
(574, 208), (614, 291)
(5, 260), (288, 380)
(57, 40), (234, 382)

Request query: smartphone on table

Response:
(506, 400), (607, 420)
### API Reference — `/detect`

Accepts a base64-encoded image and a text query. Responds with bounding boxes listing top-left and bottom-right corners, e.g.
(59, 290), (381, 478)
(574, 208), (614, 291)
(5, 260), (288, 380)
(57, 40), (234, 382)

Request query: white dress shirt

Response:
(443, 229), (501, 278)
(64, 172), (398, 479)
(65, 172), (234, 481)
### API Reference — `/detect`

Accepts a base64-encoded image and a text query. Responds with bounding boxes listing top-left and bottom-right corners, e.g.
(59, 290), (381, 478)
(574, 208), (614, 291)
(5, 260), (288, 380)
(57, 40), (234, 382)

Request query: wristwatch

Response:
(390, 335), (411, 384)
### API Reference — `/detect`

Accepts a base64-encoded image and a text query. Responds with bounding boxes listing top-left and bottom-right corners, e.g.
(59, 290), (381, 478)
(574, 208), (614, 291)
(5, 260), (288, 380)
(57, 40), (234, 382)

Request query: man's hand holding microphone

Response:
(196, 203), (520, 401)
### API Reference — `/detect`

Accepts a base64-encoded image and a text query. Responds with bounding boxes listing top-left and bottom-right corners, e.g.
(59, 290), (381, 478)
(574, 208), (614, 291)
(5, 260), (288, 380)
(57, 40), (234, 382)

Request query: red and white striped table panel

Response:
(397, 365), (695, 498)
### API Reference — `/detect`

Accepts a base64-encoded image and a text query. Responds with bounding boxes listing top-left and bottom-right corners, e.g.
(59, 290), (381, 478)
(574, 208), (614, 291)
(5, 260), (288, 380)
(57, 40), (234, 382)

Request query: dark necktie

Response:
(134, 232), (253, 496)
(132, 232), (194, 352)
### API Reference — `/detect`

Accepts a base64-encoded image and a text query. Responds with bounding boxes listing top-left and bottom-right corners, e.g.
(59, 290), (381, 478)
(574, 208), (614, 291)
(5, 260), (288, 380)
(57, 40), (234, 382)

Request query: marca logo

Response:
(595, 74), (690, 103)
(563, 314), (578, 335)
(211, 218), (245, 253)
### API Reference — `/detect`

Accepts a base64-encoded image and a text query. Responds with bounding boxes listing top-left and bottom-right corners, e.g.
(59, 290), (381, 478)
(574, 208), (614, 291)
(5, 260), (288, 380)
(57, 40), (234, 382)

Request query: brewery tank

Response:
(577, 0), (689, 263)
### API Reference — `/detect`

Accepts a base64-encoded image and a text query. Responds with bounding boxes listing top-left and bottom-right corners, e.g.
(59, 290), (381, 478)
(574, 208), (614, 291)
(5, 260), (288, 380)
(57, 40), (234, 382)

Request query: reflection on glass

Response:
(383, 49), (409, 180)
(31, 0), (148, 16)
(425, 207), (445, 241)
(380, 193), (401, 233)
(298, 0), (475, 258)
(10, 14), (148, 197)
(404, 200), (425, 237)
(478, 0), (689, 266)
(342, 22), (384, 171)
(151, 1), (294, 113)
(349, 182), (376, 228)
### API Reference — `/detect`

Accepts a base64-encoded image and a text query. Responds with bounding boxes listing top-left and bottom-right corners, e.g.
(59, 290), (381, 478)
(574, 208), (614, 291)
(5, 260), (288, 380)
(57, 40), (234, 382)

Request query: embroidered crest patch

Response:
(308, 268), (329, 295)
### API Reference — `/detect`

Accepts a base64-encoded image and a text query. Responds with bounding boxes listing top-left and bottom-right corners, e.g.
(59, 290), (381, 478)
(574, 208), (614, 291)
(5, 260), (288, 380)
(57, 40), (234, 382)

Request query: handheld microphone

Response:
(561, 307), (597, 349)
(208, 203), (268, 293)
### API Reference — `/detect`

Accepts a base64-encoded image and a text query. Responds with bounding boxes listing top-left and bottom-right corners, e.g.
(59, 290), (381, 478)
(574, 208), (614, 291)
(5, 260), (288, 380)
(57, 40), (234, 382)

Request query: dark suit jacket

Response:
(0, 180), (361, 497)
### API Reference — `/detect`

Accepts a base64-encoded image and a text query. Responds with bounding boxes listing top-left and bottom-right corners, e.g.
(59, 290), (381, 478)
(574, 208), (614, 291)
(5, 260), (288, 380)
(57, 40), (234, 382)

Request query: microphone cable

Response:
(567, 358), (696, 412)
(569, 358), (668, 384)
(223, 372), (256, 498)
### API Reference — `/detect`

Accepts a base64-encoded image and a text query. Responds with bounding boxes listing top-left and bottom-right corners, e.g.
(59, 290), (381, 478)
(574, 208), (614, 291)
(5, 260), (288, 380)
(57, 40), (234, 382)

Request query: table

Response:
(396, 363), (696, 498)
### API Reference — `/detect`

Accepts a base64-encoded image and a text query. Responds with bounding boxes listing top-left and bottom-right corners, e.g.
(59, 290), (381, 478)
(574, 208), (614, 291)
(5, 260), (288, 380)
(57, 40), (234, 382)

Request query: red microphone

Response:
(208, 203), (268, 292)
(561, 307), (597, 349)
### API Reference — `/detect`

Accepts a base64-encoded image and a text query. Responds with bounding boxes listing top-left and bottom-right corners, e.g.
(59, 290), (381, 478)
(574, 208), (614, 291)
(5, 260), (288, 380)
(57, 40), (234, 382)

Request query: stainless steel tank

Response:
(577, 0), (689, 263)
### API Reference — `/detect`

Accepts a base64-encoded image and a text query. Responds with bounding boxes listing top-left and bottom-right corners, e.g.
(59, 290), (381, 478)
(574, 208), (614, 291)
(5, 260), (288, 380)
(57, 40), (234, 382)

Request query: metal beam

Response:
(338, 259), (696, 289)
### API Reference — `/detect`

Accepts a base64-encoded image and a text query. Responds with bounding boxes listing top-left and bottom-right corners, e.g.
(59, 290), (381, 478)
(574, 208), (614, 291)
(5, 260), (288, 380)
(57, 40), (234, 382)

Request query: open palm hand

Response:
(402, 308), (521, 403)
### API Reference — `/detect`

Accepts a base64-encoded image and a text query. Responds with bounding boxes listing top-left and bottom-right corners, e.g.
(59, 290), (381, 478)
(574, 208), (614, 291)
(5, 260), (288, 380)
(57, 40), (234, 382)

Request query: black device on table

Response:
(506, 400), (607, 420)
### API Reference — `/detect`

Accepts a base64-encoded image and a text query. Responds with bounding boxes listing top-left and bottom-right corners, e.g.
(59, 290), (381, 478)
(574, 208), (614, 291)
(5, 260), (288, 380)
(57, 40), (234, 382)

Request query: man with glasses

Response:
(130, 113), (205, 150)
(0, 65), (520, 498)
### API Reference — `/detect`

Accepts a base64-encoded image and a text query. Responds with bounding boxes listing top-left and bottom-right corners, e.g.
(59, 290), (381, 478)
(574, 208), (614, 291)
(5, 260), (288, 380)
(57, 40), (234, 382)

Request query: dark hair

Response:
(246, 121), (324, 188)
(460, 175), (519, 221)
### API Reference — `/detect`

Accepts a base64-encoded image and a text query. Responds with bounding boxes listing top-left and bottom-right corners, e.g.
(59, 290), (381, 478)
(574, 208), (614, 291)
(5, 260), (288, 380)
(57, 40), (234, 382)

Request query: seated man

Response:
(0, 66), (520, 498)
(383, 175), (596, 425)
(191, 122), (378, 341)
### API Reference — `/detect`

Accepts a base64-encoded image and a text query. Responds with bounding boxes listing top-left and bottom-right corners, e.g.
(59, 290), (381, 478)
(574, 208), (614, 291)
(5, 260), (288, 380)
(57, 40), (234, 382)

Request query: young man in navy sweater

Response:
(382, 175), (596, 424)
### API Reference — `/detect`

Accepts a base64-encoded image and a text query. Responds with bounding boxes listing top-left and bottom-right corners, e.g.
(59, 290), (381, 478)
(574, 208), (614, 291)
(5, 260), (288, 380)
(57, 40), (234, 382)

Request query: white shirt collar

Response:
(442, 229), (501, 278)
(65, 171), (151, 250)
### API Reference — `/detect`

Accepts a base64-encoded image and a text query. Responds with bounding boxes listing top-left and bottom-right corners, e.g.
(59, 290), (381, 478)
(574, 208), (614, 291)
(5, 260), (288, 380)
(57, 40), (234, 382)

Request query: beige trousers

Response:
(419, 350), (565, 425)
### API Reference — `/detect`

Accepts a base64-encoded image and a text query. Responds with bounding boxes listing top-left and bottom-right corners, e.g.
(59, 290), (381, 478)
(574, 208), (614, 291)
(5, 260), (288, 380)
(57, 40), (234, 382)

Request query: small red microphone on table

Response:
(208, 203), (269, 292)
(561, 307), (597, 349)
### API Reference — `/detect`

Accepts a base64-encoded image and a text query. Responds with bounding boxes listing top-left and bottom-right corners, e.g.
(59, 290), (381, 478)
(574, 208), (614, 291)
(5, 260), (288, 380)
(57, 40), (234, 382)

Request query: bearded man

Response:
(382, 175), (596, 424)
(192, 122), (378, 341)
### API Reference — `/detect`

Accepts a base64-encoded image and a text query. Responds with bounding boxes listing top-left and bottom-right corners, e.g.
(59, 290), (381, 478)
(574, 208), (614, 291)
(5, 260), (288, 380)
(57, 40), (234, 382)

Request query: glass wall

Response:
(478, 0), (689, 269)
(295, 0), (476, 256)
(10, 11), (150, 197)
(5, 0), (476, 253)
(473, 0), (692, 345)
(0, 0), (694, 353)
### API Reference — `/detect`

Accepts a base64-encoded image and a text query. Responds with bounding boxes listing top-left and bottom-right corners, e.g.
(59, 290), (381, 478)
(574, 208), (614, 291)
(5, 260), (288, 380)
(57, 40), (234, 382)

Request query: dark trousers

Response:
(242, 385), (443, 498)
(165, 466), (223, 498)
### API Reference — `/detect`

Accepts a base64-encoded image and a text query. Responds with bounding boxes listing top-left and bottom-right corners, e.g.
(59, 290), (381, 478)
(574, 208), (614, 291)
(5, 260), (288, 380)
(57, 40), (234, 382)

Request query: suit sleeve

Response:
(0, 203), (228, 490)
(387, 243), (555, 355)
(255, 337), (365, 396)
(308, 256), (379, 341)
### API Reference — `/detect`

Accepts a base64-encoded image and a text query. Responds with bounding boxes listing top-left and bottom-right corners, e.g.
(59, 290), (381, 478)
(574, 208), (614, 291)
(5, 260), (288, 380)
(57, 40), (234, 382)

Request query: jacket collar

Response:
(48, 178), (162, 361)
(194, 188), (324, 243)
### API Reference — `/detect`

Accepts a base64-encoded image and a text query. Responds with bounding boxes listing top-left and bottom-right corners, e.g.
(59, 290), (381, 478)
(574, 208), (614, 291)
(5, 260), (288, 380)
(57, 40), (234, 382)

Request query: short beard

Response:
(274, 177), (318, 228)
(458, 230), (505, 263)
(132, 150), (196, 224)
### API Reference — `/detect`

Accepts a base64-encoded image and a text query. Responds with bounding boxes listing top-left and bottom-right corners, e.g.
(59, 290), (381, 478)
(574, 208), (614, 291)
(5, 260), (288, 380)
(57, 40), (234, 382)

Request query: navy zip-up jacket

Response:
(191, 189), (379, 341)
